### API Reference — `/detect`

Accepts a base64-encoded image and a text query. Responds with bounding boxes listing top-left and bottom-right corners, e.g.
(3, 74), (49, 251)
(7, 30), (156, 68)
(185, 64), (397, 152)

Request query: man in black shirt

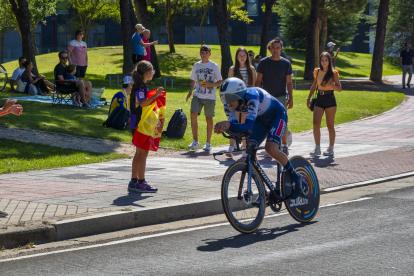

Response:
(255, 37), (293, 156)
(400, 42), (414, 89)
(54, 51), (92, 109)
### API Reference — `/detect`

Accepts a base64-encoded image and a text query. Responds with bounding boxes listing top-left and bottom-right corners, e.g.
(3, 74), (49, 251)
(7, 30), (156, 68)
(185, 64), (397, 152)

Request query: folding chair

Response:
(52, 80), (80, 107)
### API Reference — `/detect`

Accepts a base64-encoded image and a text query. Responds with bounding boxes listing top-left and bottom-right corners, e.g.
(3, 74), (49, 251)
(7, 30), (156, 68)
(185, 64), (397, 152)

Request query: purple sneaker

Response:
(136, 181), (158, 193)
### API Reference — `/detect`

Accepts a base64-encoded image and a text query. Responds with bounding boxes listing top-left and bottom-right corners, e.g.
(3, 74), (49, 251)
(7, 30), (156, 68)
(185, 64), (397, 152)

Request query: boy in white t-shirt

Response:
(186, 45), (222, 151)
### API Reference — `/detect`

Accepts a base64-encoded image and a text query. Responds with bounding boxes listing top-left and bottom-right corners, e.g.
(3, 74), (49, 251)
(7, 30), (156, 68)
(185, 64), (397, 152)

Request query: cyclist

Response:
(214, 77), (304, 202)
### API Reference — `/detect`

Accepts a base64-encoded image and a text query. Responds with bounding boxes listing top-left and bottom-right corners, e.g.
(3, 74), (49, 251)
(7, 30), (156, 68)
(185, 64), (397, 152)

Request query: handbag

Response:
(310, 69), (319, 112)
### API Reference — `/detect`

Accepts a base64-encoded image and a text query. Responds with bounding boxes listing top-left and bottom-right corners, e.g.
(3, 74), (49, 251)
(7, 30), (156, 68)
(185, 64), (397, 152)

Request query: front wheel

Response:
(0, 65), (8, 92)
(281, 156), (320, 223)
(221, 162), (266, 234)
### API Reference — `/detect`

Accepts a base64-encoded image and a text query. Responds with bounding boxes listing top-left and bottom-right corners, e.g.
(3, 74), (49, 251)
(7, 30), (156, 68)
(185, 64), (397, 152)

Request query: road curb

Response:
(0, 225), (56, 249)
(1, 171), (414, 248)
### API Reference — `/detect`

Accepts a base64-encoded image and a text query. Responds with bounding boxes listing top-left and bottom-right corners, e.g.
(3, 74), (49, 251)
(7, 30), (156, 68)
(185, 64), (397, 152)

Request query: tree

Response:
(165, 0), (179, 53)
(370, 0), (390, 82)
(278, 0), (368, 56)
(1, 0), (56, 62)
(277, 3), (364, 50)
(133, 0), (161, 78)
(8, 0), (38, 74)
(120, 0), (136, 74)
(213, 0), (233, 79)
(0, 0), (17, 63)
(66, 0), (119, 43)
(28, 0), (57, 55)
(305, 0), (319, 80)
(190, 0), (212, 45)
(385, 0), (414, 55)
(259, 0), (277, 58)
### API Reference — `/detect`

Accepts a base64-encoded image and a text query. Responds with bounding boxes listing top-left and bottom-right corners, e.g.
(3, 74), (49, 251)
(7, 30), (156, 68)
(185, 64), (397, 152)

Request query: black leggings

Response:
(34, 79), (49, 93)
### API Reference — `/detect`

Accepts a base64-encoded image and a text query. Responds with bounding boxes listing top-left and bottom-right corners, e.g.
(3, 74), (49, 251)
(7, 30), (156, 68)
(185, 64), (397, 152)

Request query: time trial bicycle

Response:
(213, 130), (320, 234)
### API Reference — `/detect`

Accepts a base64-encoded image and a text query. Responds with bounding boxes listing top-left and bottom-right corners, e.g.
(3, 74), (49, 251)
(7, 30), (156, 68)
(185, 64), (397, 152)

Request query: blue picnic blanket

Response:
(3, 95), (106, 107)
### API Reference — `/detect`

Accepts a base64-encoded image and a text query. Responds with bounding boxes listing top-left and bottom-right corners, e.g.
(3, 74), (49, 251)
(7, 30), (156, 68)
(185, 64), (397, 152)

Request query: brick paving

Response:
(0, 94), (413, 227)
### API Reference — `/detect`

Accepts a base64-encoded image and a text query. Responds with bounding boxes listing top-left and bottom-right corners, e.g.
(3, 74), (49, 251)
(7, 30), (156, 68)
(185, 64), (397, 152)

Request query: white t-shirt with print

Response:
(190, 60), (222, 100)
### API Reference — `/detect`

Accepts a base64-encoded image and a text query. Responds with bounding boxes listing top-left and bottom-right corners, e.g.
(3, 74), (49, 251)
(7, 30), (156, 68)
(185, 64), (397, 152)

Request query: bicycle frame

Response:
(213, 131), (289, 204)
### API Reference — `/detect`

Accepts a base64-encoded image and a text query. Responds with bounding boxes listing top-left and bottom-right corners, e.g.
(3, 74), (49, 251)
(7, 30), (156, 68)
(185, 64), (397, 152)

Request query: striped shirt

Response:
(239, 67), (249, 86)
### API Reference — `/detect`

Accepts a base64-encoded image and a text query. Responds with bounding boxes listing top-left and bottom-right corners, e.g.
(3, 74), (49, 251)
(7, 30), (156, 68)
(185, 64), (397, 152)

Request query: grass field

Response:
(0, 45), (405, 150)
(0, 138), (129, 174)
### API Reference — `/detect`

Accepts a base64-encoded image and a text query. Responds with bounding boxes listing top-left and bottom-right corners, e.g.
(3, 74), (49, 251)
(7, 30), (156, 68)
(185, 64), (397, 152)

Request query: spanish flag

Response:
(132, 90), (166, 151)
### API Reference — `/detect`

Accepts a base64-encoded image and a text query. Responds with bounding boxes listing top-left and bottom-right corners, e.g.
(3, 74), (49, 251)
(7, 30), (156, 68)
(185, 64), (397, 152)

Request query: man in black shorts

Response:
(54, 51), (92, 109)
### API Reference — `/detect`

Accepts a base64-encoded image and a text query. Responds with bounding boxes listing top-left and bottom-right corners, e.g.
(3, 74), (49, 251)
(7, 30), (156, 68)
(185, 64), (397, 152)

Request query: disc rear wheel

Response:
(281, 156), (320, 223)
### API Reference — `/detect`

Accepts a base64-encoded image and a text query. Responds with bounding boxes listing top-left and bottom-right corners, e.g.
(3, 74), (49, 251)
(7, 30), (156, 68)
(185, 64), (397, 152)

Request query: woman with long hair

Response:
(226, 47), (256, 158)
(307, 52), (342, 156)
(128, 61), (163, 193)
(21, 61), (50, 95)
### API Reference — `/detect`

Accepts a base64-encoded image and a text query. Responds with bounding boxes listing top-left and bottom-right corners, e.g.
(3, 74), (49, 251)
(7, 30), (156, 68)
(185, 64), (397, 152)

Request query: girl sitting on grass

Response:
(128, 61), (163, 193)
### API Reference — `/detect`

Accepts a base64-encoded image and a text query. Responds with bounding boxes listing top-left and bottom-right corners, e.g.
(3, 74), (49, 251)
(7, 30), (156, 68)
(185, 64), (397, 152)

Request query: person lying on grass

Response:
(0, 99), (23, 117)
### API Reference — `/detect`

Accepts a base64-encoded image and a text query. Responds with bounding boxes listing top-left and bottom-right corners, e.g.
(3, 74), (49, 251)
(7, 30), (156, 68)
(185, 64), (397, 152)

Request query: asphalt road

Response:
(2, 185), (414, 275)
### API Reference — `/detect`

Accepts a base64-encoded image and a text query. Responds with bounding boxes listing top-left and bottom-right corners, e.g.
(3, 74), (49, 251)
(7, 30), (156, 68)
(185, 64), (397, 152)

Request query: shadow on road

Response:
(197, 221), (317, 252)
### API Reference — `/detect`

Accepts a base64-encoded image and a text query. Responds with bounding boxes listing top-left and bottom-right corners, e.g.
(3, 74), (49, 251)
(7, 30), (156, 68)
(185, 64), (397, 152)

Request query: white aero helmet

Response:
(219, 77), (247, 105)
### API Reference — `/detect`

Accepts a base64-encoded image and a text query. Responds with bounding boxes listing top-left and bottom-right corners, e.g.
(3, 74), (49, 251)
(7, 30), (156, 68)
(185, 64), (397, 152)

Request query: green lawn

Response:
(0, 138), (129, 174)
(0, 45), (405, 150)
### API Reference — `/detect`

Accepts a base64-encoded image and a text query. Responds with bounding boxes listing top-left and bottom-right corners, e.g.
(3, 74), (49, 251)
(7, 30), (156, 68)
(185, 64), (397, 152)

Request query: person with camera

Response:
(307, 52), (342, 157)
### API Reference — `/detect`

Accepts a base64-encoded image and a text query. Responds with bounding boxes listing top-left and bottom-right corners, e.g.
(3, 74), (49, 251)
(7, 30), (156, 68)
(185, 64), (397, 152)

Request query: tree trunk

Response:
(315, 18), (319, 68)
(1, 33), (4, 64)
(213, 0), (233, 79)
(133, 0), (161, 78)
(370, 0), (390, 82)
(260, 0), (277, 58)
(166, 20), (175, 53)
(120, 0), (135, 75)
(31, 28), (38, 55)
(304, 0), (319, 80)
(9, 0), (38, 75)
(165, 0), (177, 53)
(319, 14), (327, 55)
(200, 7), (208, 45)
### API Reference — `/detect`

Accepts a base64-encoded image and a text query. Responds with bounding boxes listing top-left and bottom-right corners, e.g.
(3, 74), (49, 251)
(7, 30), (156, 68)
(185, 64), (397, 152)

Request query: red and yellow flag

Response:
(132, 90), (166, 151)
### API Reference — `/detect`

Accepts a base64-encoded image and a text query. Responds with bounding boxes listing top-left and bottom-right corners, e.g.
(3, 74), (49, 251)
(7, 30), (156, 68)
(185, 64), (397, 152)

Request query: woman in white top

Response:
(226, 47), (256, 158)
(67, 29), (88, 81)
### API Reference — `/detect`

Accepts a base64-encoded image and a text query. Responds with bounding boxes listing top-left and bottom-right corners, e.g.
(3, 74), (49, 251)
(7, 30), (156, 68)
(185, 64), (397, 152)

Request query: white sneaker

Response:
(202, 142), (212, 151)
(310, 145), (321, 156)
(225, 146), (234, 158)
(241, 147), (246, 158)
(323, 146), (334, 156)
(187, 140), (200, 149)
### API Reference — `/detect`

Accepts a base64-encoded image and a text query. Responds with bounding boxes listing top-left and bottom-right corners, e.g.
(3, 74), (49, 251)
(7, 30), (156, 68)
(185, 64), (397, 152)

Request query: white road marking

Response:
(0, 197), (372, 263)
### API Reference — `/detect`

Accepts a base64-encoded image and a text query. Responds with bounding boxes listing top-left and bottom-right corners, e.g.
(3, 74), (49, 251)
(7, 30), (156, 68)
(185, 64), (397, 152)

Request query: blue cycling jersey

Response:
(224, 87), (287, 134)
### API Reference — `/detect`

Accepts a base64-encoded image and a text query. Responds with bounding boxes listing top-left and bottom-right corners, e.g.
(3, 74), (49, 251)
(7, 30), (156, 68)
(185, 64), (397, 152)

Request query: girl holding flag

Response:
(129, 61), (165, 193)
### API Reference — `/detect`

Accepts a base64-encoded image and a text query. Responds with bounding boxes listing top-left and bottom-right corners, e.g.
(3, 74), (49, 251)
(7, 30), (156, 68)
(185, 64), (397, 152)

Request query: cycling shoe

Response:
(290, 173), (303, 199)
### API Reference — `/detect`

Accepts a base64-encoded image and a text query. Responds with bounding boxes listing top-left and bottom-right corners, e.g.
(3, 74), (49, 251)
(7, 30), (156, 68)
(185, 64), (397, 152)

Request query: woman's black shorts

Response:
(315, 92), (337, 109)
(75, 65), (87, 78)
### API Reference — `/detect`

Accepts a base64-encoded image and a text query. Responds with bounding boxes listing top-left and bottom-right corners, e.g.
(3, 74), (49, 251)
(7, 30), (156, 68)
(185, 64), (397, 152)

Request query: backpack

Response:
(163, 108), (187, 138)
(103, 105), (130, 130)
